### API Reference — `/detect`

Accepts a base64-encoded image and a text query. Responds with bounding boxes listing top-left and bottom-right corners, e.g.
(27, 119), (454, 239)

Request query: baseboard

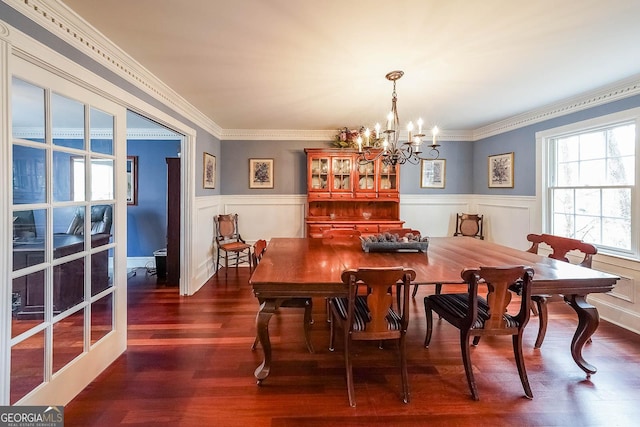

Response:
(127, 256), (155, 269)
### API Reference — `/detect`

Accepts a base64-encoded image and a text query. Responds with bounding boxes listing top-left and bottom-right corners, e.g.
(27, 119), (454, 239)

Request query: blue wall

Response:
(127, 140), (180, 257)
(221, 139), (475, 195)
(475, 94), (640, 196)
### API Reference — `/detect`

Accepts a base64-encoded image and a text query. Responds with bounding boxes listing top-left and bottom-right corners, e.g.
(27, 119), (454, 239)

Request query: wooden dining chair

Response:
(250, 239), (314, 353)
(214, 214), (252, 278)
(328, 266), (416, 407)
(454, 213), (484, 239)
(526, 233), (597, 348)
(424, 265), (534, 400)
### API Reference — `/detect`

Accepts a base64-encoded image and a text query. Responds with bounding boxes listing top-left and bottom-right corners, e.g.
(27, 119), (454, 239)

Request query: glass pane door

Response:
(9, 71), (122, 404)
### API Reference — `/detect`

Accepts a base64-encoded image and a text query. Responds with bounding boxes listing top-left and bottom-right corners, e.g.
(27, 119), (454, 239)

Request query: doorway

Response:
(125, 110), (183, 288)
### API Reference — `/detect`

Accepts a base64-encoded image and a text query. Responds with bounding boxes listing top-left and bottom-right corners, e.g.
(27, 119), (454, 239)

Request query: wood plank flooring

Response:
(64, 267), (640, 426)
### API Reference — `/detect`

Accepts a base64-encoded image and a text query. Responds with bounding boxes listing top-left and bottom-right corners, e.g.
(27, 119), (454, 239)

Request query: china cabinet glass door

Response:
(331, 157), (352, 192)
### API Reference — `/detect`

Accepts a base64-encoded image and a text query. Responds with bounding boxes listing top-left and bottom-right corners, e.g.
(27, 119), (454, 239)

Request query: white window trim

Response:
(536, 107), (640, 260)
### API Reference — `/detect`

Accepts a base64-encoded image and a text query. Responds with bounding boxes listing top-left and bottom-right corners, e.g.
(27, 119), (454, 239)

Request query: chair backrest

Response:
(252, 239), (267, 266)
(526, 233), (597, 268)
(67, 205), (113, 235)
(322, 229), (361, 238)
(454, 213), (484, 239)
(340, 267), (416, 336)
(460, 266), (534, 332)
(214, 214), (243, 243)
(13, 209), (36, 239)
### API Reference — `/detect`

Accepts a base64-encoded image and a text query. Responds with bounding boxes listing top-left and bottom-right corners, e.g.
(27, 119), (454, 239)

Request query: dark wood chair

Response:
(250, 239), (314, 353)
(322, 229), (362, 238)
(526, 233), (597, 348)
(424, 265), (534, 400)
(329, 267), (416, 407)
(454, 213), (484, 239)
(214, 214), (252, 278)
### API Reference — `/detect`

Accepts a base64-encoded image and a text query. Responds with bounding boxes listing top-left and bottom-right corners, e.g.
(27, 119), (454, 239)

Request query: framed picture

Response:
(488, 152), (514, 188)
(203, 152), (216, 189)
(420, 159), (446, 188)
(249, 158), (274, 189)
(126, 156), (138, 205)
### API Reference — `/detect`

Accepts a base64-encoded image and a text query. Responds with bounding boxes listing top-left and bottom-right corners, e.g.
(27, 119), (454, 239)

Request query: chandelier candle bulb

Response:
(355, 70), (440, 165)
(357, 136), (363, 152)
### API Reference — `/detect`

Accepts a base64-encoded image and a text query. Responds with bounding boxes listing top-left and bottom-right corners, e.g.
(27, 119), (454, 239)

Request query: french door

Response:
(4, 56), (127, 405)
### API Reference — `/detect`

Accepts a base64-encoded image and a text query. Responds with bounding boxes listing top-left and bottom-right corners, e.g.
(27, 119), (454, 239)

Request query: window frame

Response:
(537, 107), (640, 260)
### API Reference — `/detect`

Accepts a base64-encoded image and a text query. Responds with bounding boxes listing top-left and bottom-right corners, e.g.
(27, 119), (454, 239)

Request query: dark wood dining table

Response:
(249, 236), (619, 383)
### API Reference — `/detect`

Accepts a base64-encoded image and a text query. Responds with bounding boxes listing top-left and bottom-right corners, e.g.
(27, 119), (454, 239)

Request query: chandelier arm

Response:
(357, 70), (441, 167)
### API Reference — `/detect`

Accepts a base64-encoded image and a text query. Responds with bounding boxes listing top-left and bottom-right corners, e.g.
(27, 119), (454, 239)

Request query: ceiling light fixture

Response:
(356, 70), (440, 166)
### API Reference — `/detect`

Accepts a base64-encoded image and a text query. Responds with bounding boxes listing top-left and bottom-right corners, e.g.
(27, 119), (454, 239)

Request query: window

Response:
(541, 108), (639, 258)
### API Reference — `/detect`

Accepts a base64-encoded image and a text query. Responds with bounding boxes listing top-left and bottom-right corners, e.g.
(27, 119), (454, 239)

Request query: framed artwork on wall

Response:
(203, 152), (216, 189)
(420, 159), (446, 188)
(126, 156), (138, 205)
(488, 152), (514, 188)
(249, 158), (274, 189)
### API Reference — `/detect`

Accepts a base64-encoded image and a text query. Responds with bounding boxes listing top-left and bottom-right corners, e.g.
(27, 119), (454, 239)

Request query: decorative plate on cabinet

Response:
(359, 177), (374, 189)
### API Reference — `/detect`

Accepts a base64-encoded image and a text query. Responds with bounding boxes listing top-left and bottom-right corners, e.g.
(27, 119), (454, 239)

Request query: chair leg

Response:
(423, 298), (434, 348)
(460, 331), (479, 400)
(400, 334), (410, 403)
(303, 299), (314, 353)
(533, 296), (548, 349)
(224, 252), (229, 278)
(413, 282), (442, 299)
(328, 302), (336, 352)
(344, 329), (356, 407)
(531, 303), (539, 316)
(513, 333), (533, 399)
(411, 284), (419, 298)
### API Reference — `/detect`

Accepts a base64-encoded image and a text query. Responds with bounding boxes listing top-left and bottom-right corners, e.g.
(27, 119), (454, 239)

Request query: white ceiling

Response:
(60, 0), (640, 134)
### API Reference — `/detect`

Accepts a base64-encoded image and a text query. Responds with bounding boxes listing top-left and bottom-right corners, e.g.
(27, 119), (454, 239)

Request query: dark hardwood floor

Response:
(65, 267), (640, 426)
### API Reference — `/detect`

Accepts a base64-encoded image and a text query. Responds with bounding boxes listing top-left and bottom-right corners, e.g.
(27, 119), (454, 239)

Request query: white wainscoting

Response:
(187, 193), (640, 334)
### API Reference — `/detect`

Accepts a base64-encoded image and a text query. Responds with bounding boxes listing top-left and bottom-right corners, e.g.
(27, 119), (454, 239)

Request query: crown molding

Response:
(473, 73), (640, 140)
(220, 129), (336, 141)
(12, 127), (179, 140)
(220, 128), (474, 142)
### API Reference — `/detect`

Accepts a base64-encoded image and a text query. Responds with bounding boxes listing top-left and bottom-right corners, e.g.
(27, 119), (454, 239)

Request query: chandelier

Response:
(356, 70), (440, 166)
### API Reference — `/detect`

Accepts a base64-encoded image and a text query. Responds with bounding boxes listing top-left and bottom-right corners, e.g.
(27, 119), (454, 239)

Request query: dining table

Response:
(249, 236), (619, 383)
